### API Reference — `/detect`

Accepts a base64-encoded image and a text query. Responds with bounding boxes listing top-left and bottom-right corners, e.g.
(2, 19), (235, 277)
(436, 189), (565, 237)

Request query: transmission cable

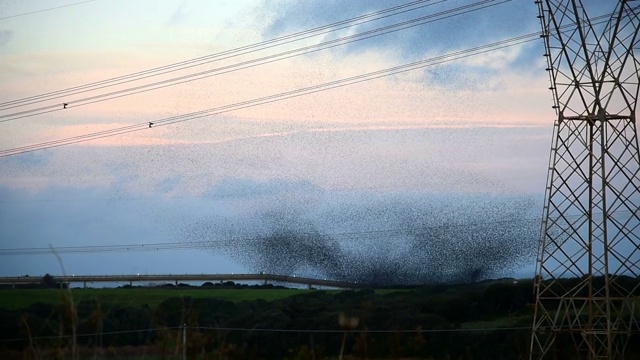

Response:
(1, 13), (614, 157)
(1, 5), (613, 125)
(0, 0), (439, 109)
(0, 214), (546, 254)
(0, 0), (507, 122)
(0, 215), (547, 256)
(0, 325), (536, 343)
(0, 33), (537, 157)
(3, 1), (615, 117)
(4, 208), (633, 256)
(0, 0), (99, 21)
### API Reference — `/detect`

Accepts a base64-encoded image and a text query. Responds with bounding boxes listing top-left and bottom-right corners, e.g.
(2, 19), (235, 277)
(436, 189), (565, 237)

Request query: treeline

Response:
(0, 274), (69, 290)
(1, 278), (639, 359)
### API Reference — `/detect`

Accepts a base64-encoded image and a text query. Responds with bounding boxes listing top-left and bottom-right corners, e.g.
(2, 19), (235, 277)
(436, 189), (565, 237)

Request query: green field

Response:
(0, 287), (335, 310)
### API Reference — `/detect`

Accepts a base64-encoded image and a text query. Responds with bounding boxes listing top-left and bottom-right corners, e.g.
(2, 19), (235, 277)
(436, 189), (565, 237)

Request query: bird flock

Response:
(183, 194), (539, 286)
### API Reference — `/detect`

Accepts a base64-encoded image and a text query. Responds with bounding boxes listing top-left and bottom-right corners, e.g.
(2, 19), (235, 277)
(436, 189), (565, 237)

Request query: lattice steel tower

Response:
(530, 0), (640, 359)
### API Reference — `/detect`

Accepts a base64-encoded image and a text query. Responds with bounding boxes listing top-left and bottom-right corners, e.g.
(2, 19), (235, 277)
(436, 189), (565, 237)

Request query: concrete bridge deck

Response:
(0, 273), (363, 289)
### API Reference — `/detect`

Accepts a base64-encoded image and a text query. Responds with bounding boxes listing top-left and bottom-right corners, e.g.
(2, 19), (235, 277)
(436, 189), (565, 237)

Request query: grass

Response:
(375, 288), (411, 294)
(0, 287), (333, 310)
(0, 286), (412, 310)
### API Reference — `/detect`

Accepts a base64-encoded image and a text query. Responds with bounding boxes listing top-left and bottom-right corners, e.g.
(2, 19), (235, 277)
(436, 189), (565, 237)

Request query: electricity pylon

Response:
(530, 0), (640, 359)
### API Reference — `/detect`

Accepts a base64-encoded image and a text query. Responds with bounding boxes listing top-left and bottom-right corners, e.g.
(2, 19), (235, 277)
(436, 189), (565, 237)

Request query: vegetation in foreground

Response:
(1, 278), (639, 359)
(0, 285), (327, 311)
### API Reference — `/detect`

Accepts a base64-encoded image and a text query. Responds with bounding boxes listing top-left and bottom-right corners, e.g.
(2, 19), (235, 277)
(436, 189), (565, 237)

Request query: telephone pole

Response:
(530, 1), (640, 359)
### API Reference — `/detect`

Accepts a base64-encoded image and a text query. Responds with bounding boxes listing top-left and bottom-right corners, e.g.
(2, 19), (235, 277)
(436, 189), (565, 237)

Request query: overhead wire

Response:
(0, 0), (506, 122)
(0, 0), (99, 21)
(0, 9), (614, 157)
(194, 325), (533, 334)
(4, 209), (636, 256)
(0, 1), (615, 120)
(1, 207), (634, 256)
(0, 218), (541, 255)
(0, 0), (440, 109)
(0, 327), (181, 343)
(0, 325), (534, 343)
(0, 33), (537, 157)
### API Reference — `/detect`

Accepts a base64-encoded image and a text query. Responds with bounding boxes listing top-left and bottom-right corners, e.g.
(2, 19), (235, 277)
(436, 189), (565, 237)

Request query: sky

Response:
(0, 0), (572, 281)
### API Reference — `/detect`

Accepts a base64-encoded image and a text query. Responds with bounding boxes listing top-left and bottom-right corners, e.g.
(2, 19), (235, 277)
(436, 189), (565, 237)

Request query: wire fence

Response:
(0, 324), (534, 343)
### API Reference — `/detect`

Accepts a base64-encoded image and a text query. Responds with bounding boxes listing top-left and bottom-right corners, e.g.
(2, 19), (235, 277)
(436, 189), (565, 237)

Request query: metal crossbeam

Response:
(530, 1), (640, 359)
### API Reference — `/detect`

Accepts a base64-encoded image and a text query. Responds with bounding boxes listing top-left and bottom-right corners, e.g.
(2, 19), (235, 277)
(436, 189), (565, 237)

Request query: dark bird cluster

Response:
(183, 195), (539, 286)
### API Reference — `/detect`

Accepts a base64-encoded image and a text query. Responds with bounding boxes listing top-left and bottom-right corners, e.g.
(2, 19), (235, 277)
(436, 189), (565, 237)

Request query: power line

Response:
(1, 208), (632, 256)
(0, 33), (537, 157)
(0, 22), (614, 156)
(0, 216), (548, 256)
(2, 1), (614, 121)
(195, 325), (532, 334)
(0, 0), (99, 21)
(0, 0), (507, 122)
(0, 197), (148, 204)
(0, 327), (181, 342)
(0, 0), (439, 109)
(0, 325), (533, 343)
(0, 14), (613, 157)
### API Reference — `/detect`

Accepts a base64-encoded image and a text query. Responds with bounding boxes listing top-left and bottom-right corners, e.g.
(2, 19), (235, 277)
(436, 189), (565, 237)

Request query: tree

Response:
(41, 273), (58, 288)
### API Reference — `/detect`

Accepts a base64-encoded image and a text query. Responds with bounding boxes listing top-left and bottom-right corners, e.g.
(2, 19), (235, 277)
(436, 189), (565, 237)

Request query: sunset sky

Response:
(0, 0), (567, 280)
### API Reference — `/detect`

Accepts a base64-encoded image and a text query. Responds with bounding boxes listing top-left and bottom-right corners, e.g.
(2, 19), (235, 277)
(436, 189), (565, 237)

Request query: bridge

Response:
(0, 273), (363, 289)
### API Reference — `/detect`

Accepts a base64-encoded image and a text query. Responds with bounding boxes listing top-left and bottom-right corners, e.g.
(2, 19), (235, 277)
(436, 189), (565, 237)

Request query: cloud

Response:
(167, 1), (189, 26)
(1, 2), (555, 154)
(0, 30), (12, 46)
(258, 1), (540, 62)
(0, 151), (49, 168)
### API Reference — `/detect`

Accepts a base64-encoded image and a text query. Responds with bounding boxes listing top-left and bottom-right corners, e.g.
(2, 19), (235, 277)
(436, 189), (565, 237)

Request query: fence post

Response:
(182, 323), (187, 360)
